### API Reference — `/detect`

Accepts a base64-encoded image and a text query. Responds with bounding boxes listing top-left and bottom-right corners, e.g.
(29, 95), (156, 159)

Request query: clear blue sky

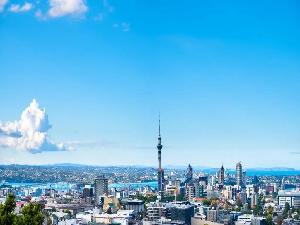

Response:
(1, 0), (300, 168)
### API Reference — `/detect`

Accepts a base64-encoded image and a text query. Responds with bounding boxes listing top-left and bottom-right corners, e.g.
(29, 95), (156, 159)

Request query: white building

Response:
(278, 190), (300, 208)
(235, 214), (254, 225)
(93, 209), (134, 225)
(246, 185), (255, 198)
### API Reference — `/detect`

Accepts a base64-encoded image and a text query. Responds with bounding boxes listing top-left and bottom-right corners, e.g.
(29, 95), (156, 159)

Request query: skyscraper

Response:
(94, 175), (108, 205)
(242, 171), (247, 186)
(185, 164), (193, 184)
(236, 162), (243, 187)
(218, 165), (225, 185)
(157, 117), (165, 195)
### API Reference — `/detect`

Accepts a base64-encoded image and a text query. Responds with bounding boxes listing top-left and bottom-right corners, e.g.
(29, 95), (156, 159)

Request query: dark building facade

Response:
(168, 204), (195, 225)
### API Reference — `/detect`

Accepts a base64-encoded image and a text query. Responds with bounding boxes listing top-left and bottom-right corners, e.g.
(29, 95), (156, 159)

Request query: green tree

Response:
(0, 194), (44, 225)
(283, 202), (290, 218)
(202, 199), (211, 206)
(266, 214), (273, 225)
(176, 193), (186, 201)
(265, 206), (273, 216)
(0, 194), (16, 225)
(253, 204), (263, 216)
(19, 203), (44, 225)
(135, 194), (157, 204)
(236, 198), (243, 207)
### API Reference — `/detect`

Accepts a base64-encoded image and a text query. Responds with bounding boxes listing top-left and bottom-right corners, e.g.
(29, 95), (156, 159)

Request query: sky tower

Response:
(157, 116), (164, 194)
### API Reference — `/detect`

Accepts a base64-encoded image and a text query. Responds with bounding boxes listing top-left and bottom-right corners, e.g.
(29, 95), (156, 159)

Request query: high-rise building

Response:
(207, 209), (218, 222)
(199, 175), (208, 186)
(253, 175), (259, 185)
(236, 162), (243, 187)
(185, 185), (195, 201)
(83, 185), (93, 198)
(251, 192), (259, 208)
(168, 203), (195, 225)
(146, 202), (168, 221)
(218, 165), (225, 185)
(94, 175), (108, 205)
(146, 202), (194, 225)
(157, 117), (165, 195)
(242, 171), (247, 186)
(185, 164), (193, 184)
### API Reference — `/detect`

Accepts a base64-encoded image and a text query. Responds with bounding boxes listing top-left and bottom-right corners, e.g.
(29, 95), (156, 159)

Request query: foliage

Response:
(265, 206), (273, 216)
(135, 194), (157, 204)
(210, 198), (219, 208)
(264, 206), (273, 225)
(253, 205), (263, 216)
(293, 213), (299, 220)
(236, 198), (243, 207)
(18, 203), (44, 225)
(175, 193), (186, 201)
(202, 199), (211, 206)
(265, 214), (273, 225)
(0, 194), (16, 225)
(283, 202), (290, 219)
(0, 194), (44, 225)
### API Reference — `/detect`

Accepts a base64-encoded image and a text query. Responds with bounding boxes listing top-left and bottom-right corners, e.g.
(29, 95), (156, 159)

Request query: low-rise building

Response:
(93, 209), (134, 225)
(122, 198), (144, 214)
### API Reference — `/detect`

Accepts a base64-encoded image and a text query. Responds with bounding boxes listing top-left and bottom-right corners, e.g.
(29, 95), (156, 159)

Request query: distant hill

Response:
(1, 163), (300, 176)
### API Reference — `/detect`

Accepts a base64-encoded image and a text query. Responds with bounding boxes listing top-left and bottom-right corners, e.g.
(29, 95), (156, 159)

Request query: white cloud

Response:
(0, 0), (8, 11)
(113, 22), (131, 32)
(0, 99), (69, 154)
(9, 2), (33, 12)
(47, 0), (87, 18)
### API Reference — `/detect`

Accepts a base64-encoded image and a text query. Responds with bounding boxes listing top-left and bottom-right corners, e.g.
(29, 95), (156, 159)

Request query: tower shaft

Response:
(157, 117), (164, 193)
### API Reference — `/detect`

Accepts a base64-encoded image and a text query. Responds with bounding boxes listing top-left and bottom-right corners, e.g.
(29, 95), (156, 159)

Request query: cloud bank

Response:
(9, 2), (32, 13)
(48, 0), (87, 18)
(0, 0), (8, 11)
(0, 99), (69, 154)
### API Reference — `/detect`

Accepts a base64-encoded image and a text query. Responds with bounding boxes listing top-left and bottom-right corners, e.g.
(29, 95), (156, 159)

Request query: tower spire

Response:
(159, 113), (161, 137)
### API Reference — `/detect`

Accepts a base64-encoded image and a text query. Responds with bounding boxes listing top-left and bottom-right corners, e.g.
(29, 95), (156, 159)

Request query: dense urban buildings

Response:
(1, 127), (300, 225)
(1, 162), (300, 225)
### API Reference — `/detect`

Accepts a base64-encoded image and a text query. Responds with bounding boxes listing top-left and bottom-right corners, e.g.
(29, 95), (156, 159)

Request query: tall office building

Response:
(236, 162), (243, 187)
(218, 165), (225, 185)
(157, 117), (165, 195)
(242, 171), (247, 186)
(94, 175), (108, 205)
(185, 164), (193, 184)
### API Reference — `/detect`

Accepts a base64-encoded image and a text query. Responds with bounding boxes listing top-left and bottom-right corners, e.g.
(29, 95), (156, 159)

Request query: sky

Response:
(1, 0), (300, 168)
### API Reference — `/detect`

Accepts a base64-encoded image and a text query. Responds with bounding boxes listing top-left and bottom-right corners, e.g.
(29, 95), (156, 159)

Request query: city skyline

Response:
(1, 1), (300, 168)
